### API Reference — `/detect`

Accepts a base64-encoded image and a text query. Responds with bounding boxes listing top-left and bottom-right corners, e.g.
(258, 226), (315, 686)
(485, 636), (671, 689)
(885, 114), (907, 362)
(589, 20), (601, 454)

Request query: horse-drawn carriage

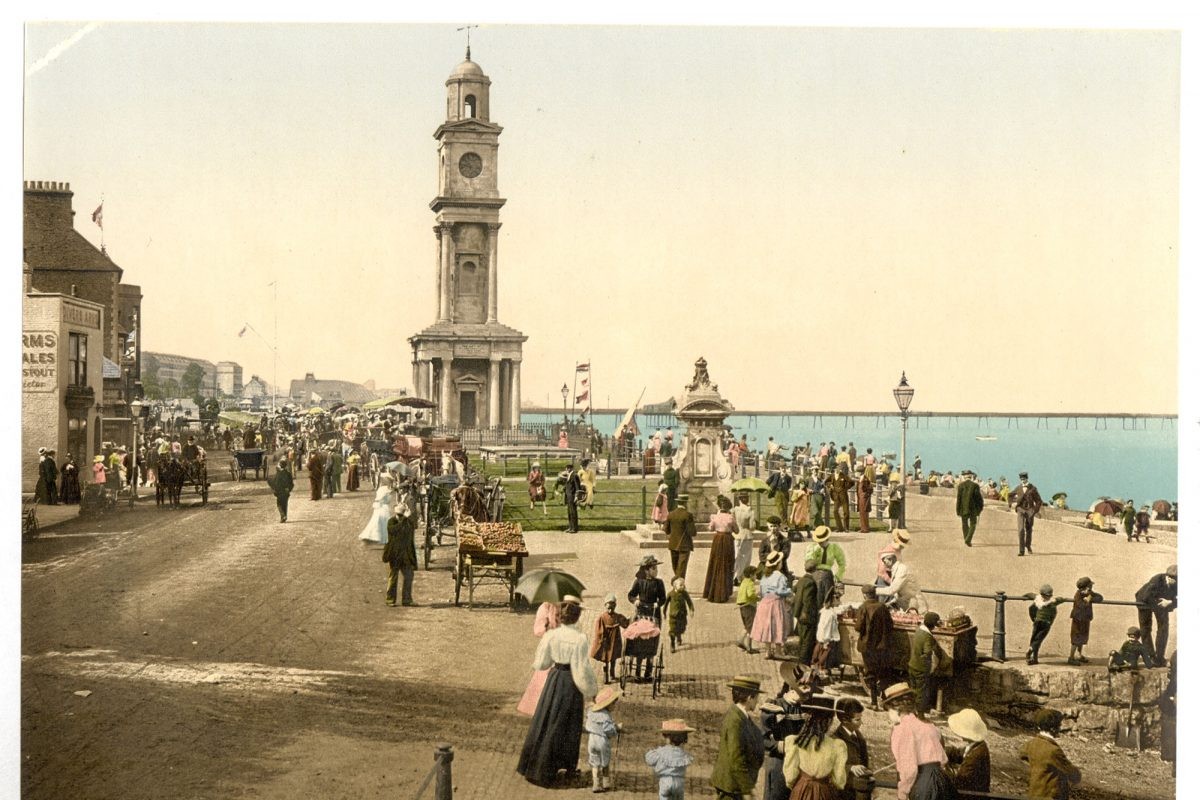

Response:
(156, 454), (210, 506)
(230, 449), (269, 481)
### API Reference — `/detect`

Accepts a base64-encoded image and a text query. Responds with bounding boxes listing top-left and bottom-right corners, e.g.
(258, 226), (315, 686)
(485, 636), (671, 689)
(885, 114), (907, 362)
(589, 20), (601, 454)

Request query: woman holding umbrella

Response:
(517, 597), (597, 788)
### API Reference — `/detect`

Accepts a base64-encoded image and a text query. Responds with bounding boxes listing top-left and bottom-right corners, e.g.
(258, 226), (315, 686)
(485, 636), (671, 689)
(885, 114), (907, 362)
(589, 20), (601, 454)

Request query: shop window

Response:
(68, 333), (88, 386)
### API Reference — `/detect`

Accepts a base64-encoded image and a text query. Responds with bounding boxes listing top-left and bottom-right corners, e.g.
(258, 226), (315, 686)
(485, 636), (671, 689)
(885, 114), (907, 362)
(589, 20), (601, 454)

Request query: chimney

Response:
(23, 180), (76, 229)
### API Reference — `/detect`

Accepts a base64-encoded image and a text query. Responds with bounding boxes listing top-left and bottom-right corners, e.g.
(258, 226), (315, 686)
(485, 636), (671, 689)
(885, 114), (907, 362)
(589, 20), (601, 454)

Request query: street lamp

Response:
(561, 383), (569, 425)
(129, 398), (144, 505)
(893, 372), (914, 527)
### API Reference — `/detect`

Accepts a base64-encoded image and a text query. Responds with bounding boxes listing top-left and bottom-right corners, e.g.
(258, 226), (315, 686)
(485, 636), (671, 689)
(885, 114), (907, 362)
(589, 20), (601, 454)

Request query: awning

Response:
(364, 395), (404, 410)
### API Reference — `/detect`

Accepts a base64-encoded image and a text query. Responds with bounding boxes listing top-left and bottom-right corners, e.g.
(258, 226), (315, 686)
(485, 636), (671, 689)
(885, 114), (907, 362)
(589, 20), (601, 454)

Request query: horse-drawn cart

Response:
(230, 449), (269, 481)
(453, 520), (527, 609)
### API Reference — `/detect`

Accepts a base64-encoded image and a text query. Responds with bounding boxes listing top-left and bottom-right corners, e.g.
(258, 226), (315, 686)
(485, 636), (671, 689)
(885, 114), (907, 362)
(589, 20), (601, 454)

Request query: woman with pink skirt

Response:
(517, 601), (561, 715)
(751, 551), (793, 659)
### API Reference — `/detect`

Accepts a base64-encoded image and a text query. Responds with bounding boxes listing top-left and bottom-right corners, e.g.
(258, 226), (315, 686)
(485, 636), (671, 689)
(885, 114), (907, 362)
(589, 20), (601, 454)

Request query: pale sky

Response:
(21, 22), (1181, 413)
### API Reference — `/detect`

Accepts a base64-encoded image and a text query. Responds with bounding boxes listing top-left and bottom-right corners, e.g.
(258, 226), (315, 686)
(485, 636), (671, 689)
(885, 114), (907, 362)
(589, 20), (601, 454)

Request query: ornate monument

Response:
(409, 49), (526, 427)
(673, 357), (736, 519)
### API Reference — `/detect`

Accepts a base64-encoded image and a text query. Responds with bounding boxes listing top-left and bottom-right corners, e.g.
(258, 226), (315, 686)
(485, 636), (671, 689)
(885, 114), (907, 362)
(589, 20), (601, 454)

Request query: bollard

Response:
(992, 591), (1007, 661)
(434, 743), (454, 800)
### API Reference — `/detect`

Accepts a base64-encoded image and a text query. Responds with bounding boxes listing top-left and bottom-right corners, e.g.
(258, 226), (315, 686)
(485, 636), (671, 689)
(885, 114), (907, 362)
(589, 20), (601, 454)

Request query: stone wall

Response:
(949, 662), (1170, 744)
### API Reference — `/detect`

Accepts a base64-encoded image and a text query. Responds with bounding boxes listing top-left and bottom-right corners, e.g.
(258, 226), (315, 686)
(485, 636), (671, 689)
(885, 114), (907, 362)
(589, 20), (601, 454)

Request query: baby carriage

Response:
(619, 616), (664, 698)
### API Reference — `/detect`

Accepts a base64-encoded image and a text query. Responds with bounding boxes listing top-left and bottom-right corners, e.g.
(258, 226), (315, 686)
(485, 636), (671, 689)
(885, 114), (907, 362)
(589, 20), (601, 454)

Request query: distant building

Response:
(289, 373), (378, 408)
(217, 361), (243, 397)
(142, 352), (221, 398)
(243, 375), (271, 401)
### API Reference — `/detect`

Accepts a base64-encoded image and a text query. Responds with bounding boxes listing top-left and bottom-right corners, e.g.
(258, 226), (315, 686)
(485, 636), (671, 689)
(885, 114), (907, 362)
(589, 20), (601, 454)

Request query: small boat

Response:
(975, 435), (998, 442)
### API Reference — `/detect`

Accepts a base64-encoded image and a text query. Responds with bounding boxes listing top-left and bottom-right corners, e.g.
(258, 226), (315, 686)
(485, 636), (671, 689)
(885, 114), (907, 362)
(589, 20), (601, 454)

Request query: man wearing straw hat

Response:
(712, 675), (765, 800)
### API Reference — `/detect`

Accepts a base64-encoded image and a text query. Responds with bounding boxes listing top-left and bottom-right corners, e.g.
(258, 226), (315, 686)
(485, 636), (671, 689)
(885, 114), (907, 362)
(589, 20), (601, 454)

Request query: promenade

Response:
(21, 480), (1175, 799)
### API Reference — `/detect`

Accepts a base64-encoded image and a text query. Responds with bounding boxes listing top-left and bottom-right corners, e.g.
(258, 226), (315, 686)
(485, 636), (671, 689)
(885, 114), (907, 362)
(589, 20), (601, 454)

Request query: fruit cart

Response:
(453, 520), (528, 609)
(837, 608), (978, 680)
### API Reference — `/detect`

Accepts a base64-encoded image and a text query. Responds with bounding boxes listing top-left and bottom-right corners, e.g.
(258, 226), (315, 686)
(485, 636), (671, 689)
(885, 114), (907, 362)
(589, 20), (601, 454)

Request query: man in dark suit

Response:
(555, 462), (582, 533)
(908, 611), (947, 716)
(662, 458), (679, 509)
(665, 494), (697, 579)
(39, 448), (60, 505)
(1010, 471), (1044, 556)
(829, 469), (853, 532)
(711, 675), (765, 800)
(791, 559), (820, 664)
(1135, 564), (1177, 666)
(834, 698), (870, 800)
(385, 496), (419, 606)
(956, 470), (985, 546)
(855, 584), (895, 709)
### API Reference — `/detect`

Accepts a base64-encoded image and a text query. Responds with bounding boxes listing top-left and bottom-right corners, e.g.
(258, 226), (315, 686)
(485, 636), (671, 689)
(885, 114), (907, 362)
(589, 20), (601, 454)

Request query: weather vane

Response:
(457, 24), (478, 60)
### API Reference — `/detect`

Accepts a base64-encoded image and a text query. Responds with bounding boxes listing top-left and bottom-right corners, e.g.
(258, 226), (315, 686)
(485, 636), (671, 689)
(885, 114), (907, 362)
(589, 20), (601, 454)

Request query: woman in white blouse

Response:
(517, 597), (598, 787)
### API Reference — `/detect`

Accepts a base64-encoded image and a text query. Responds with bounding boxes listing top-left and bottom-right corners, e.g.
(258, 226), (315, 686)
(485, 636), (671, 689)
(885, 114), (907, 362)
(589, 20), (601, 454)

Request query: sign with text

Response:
(23, 330), (57, 392)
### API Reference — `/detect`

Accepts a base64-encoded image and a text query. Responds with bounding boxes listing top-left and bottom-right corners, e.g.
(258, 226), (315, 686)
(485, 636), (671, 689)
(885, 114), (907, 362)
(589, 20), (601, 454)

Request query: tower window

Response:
(464, 94), (477, 118)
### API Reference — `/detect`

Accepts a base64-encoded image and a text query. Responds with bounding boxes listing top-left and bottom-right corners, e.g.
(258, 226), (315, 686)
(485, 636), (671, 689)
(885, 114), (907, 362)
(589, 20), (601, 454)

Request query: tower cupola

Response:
(446, 53), (491, 122)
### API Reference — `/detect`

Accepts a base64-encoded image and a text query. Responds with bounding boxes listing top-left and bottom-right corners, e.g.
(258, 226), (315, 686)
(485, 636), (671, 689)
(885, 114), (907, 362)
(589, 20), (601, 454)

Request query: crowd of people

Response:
(513, 588), (1173, 799)
(508, 481), (1178, 798)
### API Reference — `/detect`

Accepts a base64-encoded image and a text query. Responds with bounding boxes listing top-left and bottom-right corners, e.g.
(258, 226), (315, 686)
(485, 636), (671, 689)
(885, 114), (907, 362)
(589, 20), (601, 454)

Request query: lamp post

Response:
(893, 372), (914, 528)
(129, 398), (144, 505)
(561, 383), (569, 426)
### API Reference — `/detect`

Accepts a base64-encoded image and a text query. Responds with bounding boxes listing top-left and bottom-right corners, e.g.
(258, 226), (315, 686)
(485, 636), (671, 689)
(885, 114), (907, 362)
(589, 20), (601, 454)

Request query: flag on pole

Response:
(238, 325), (248, 337)
(575, 362), (590, 372)
(575, 389), (589, 404)
(91, 202), (103, 229)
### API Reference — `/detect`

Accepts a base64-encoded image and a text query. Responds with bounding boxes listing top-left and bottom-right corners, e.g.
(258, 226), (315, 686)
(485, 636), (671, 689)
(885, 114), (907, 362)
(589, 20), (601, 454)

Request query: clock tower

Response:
(409, 51), (527, 428)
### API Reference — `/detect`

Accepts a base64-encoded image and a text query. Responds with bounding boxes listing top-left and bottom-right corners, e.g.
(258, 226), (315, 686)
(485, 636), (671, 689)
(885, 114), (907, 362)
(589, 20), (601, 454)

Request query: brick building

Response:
(23, 180), (145, 482)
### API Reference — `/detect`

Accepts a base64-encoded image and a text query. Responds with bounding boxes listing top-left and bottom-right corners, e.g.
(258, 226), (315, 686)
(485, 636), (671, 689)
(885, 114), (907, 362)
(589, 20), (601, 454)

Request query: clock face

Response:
(458, 152), (483, 178)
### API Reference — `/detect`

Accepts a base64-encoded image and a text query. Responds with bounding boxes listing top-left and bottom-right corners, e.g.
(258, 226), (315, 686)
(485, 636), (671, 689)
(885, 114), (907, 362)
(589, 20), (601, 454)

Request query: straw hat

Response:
(779, 659), (813, 686)
(948, 708), (988, 742)
(726, 675), (764, 694)
(892, 529), (911, 548)
(562, 594), (584, 607)
(604, 592), (617, 605)
(93, 455), (104, 463)
(881, 683), (914, 706)
(812, 525), (831, 543)
(660, 718), (695, 734)
(639, 555), (662, 568)
(591, 685), (622, 711)
(765, 551), (784, 569)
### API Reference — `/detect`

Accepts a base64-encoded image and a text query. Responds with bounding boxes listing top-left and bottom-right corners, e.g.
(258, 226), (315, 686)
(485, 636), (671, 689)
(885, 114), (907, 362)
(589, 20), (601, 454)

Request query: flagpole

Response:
(587, 357), (593, 432)
(571, 365), (578, 424)
(271, 281), (278, 413)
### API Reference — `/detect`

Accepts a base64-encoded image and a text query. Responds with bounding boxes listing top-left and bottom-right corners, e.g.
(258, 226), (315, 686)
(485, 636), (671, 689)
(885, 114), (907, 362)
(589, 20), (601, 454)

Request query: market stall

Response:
(453, 520), (528, 609)
(837, 608), (978, 678)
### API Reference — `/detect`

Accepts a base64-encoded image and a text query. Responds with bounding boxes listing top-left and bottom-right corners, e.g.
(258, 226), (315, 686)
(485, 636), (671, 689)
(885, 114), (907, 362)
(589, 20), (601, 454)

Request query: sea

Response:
(521, 412), (1179, 510)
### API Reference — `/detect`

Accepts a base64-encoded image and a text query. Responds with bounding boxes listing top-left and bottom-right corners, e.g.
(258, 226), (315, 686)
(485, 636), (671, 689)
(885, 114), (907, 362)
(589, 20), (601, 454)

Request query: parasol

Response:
(515, 569), (586, 605)
(1152, 499), (1172, 519)
(1090, 498), (1124, 516)
(307, 407), (325, 415)
(730, 476), (770, 494)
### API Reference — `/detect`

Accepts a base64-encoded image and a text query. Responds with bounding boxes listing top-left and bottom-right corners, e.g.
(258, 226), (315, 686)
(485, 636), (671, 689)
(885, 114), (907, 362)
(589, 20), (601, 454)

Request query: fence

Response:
(503, 479), (659, 531)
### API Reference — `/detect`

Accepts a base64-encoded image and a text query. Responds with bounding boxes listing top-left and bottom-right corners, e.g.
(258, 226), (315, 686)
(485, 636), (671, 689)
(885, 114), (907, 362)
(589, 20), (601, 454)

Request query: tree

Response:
(181, 362), (206, 399)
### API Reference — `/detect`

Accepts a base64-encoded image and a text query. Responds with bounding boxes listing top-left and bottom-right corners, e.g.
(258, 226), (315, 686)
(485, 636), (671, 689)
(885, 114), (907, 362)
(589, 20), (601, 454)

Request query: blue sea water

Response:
(521, 412), (1179, 510)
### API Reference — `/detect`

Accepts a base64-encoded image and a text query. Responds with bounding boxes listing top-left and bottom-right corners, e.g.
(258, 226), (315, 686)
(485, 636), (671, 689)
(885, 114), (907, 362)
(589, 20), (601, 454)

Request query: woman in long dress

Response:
(651, 482), (670, 526)
(518, 601), (561, 714)
(703, 495), (738, 603)
(752, 552), (794, 659)
(732, 493), (758, 578)
(60, 454), (81, 504)
(517, 599), (598, 787)
(790, 481), (811, 534)
(359, 473), (396, 544)
(527, 463), (547, 511)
